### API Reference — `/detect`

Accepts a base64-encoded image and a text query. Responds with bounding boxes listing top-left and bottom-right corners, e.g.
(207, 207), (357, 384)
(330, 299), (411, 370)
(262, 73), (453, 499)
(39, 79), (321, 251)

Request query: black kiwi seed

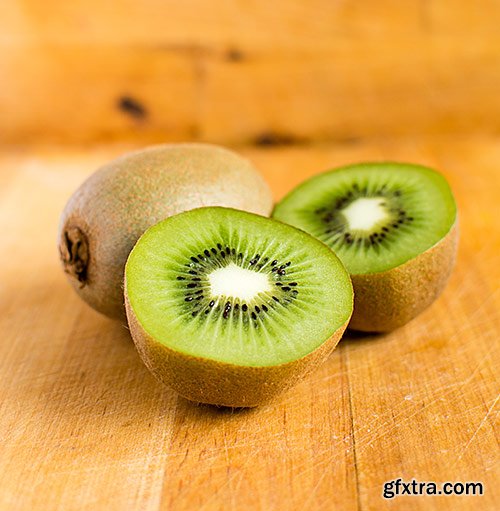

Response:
(204, 249), (210, 257)
(251, 312), (257, 320)
(255, 306), (261, 313)
(242, 304), (248, 311)
(209, 300), (215, 307)
(262, 304), (268, 312)
(217, 243), (222, 250)
(289, 282), (297, 286)
(278, 269), (286, 276)
(211, 248), (217, 255)
(187, 283), (197, 288)
(272, 296), (279, 302)
(271, 260), (277, 266)
(185, 296), (194, 302)
(191, 256), (199, 263)
(282, 286), (291, 292)
(177, 276), (185, 280)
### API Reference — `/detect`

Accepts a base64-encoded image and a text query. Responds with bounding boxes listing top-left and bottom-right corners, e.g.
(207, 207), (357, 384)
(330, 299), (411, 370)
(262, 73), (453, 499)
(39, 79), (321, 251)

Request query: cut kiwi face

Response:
(273, 162), (458, 332)
(125, 207), (353, 407)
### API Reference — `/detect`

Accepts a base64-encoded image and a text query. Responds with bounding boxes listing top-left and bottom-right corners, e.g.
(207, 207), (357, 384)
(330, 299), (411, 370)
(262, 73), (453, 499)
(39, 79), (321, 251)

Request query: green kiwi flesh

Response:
(273, 162), (458, 332)
(125, 207), (353, 407)
(58, 143), (273, 319)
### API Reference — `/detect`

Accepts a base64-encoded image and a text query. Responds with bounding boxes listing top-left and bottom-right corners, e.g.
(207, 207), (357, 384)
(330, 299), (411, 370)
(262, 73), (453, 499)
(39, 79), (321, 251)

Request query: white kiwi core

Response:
(208, 262), (272, 301)
(341, 197), (388, 231)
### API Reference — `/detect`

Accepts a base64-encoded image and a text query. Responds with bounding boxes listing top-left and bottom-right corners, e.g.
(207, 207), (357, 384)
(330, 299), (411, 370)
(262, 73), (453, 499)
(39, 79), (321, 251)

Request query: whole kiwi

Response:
(58, 143), (273, 319)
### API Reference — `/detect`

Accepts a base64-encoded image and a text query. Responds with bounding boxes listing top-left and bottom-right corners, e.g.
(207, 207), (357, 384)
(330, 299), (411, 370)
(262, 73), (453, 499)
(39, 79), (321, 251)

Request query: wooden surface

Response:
(0, 135), (498, 510)
(1, 1), (500, 145)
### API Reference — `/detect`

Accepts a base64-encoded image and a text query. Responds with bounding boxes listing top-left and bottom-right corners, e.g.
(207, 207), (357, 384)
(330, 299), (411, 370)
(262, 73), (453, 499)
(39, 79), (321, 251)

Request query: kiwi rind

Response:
(58, 143), (273, 319)
(273, 162), (459, 332)
(126, 294), (349, 407)
(349, 222), (458, 332)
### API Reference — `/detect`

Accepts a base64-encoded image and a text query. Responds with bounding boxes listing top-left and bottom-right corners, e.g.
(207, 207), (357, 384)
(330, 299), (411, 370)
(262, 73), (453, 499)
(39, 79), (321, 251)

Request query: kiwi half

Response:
(58, 144), (272, 319)
(273, 162), (458, 332)
(125, 207), (353, 407)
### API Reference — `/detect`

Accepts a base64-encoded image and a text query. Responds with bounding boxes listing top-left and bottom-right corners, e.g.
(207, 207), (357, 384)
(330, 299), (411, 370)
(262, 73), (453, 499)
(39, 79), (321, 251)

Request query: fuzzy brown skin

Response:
(58, 144), (273, 319)
(125, 295), (350, 407)
(349, 222), (459, 332)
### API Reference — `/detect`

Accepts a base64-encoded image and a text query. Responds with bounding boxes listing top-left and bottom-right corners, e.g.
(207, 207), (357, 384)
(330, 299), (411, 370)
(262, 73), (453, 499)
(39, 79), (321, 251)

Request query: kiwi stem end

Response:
(60, 226), (89, 288)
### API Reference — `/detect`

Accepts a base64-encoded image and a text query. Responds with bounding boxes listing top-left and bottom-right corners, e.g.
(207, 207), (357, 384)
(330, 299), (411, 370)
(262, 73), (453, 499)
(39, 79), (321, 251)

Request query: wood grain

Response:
(0, 135), (498, 510)
(1, 1), (500, 144)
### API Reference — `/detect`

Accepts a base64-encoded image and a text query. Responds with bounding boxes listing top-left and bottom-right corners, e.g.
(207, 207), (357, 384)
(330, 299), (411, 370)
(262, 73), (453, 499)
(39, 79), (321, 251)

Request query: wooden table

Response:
(0, 135), (498, 510)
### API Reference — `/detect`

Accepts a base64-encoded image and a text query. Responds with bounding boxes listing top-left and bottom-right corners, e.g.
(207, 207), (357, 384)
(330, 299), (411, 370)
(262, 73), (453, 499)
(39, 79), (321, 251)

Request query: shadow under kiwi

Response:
(336, 327), (388, 350)
(174, 397), (259, 418)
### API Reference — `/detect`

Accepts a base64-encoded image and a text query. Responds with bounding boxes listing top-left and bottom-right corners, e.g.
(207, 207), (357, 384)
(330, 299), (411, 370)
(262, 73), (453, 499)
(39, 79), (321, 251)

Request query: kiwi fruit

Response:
(124, 207), (353, 407)
(273, 162), (458, 332)
(58, 143), (273, 319)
